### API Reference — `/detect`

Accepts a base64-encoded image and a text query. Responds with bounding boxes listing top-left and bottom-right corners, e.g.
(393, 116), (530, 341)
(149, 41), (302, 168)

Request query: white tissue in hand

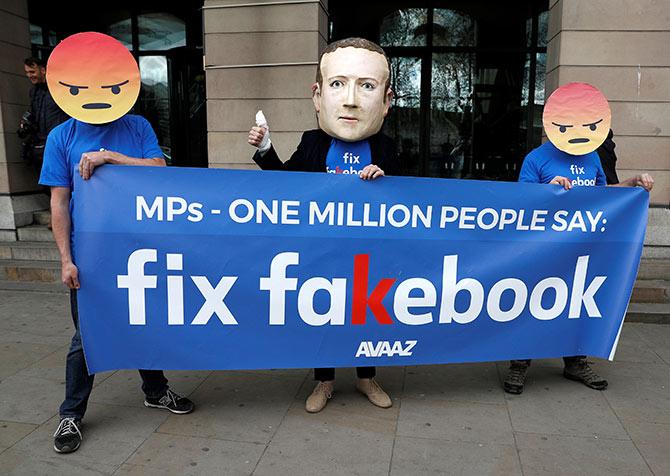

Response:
(255, 110), (268, 128)
(255, 110), (271, 152)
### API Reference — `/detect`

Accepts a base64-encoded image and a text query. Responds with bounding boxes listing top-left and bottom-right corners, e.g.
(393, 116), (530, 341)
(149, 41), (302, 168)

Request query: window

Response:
(380, 9), (427, 47)
(138, 12), (186, 51)
(433, 9), (475, 47)
(375, 2), (549, 180)
(108, 17), (132, 49)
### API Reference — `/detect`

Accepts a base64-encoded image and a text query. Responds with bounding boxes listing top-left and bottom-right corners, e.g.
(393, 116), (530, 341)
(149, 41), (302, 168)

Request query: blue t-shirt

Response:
(39, 114), (163, 245)
(519, 141), (607, 187)
(325, 139), (372, 175)
(39, 114), (162, 189)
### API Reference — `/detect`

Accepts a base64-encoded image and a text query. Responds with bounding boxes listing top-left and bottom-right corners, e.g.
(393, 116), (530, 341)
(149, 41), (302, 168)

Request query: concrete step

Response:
(17, 225), (54, 242)
(626, 303), (670, 324)
(0, 259), (60, 282)
(33, 210), (51, 226)
(0, 279), (67, 294)
(0, 241), (60, 261)
(642, 246), (670, 259)
(637, 258), (670, 280)
(630, 280), (670, 304)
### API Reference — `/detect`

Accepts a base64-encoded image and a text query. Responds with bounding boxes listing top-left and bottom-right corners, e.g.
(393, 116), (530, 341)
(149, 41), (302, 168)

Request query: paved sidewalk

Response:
(0, 289), (668, 476)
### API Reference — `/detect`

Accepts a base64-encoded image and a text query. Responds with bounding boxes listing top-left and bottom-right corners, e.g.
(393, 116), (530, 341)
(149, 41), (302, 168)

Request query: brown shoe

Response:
(305, 381), (334, 413)
(564, 359), (608, 390)
(356, 378), (392, 408)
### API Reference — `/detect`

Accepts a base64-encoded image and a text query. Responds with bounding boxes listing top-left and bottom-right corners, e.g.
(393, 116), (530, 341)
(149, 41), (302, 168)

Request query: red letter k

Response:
(351, 254), (395, 325)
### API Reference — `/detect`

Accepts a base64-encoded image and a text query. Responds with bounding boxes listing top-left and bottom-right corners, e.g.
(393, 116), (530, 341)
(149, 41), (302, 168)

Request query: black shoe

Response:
(564, 360), (608, 390)
(144, 388), (194, 414)
(503, 362), (529, 394)
(53, 417), (82, 454)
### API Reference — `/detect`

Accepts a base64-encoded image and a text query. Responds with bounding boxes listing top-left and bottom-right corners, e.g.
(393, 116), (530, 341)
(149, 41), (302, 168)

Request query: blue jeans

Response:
(59, 290), (169, 419)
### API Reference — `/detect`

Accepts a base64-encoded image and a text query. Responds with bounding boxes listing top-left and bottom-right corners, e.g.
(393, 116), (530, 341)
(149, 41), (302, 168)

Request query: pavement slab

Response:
(397, 398), (515, 445)
(504, 377), (629, 439)
(620, 419), (670, 476)
(610, 324), (667, 364)
(600, 362), (670, 425)
(0, 341), (63, 380)
(0, 328), (70, 347)
(633, 323), (670, 365)
(0, 421), (37, 450)
(0, 448), (117, 475)
(254, 401), (395, 476)
(390, 436), (522, 476)
(403, 363), (505, 405)
(0, 374), (65, 424)
(122, 432), (265, 475)
(514, 432), (652, 476)
(11, 403), (169, 467)
(155, 371), (305, 444)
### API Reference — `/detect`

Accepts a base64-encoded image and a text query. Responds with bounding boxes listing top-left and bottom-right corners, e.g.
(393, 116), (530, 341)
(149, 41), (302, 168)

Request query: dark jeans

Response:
(512, 356), (586, 367)
(59, 290), (169, 419)
(314, 367), (376, 382)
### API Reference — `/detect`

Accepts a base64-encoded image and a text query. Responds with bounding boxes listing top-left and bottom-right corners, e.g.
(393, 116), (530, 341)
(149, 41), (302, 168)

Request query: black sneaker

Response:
(564, 360), (608, 390)
(144, 388), (194, 414)
(53, 417), (82, 454)
(503, 361), (529, 394)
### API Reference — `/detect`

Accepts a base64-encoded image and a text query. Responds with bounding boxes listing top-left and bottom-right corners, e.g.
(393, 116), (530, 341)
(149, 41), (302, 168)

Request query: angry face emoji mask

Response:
(47, 32), (140, 124)
(543, 82), (611, 156)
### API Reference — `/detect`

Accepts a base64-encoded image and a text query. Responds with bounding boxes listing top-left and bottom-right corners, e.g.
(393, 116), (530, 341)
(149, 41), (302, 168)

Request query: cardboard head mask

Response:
(543, 82), (611, 156)
(47, 32), (140, 124)
(312, 39), (393, 142)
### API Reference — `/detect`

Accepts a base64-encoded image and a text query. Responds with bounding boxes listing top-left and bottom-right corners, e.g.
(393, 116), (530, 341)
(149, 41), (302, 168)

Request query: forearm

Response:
(607, 173), (654, 192)
(51, 197), (72, 264)
(609, 177), (636, 187)
(105, 151), (165, 167)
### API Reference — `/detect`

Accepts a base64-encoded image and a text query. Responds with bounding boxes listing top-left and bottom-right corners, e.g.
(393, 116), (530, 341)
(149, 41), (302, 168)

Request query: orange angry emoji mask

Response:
(47, 32), (140, 124)
(543, 82), (611, 156)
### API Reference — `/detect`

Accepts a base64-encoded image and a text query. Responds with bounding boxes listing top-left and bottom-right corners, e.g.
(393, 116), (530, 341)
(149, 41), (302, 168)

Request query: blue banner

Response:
(74, 166), (648, 373)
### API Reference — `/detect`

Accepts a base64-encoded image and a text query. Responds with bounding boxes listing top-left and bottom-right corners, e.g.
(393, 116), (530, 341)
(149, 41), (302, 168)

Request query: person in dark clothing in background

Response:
(18, 57), (68, 173)
(596, 129), (620, 185)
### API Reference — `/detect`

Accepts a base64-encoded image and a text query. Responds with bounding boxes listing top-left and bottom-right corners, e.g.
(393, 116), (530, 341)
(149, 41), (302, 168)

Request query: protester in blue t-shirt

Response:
(518, 140), (653, 191)
(519, 140), (608, 187)
(41, 31), (198, 455)
(504, 139), (654, 395)
(41, 114), (197, 453)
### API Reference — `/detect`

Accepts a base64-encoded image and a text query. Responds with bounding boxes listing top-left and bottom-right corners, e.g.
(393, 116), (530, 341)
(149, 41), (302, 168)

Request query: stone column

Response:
(203, 0), (328, 169)
(546, 0), (670, 207)
(0, 0), (48, 241)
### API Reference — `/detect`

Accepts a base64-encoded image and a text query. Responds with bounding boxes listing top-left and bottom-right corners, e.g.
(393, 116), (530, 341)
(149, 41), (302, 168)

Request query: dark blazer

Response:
(252, 129), (399, 175)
